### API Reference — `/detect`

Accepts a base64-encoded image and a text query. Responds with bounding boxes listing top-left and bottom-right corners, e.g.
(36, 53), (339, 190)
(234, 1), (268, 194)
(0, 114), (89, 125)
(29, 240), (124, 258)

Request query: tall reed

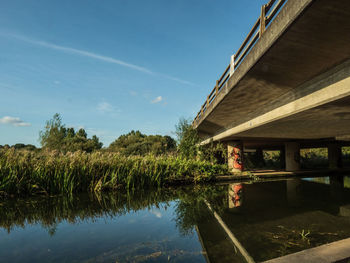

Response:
(0, 149), (227, 197)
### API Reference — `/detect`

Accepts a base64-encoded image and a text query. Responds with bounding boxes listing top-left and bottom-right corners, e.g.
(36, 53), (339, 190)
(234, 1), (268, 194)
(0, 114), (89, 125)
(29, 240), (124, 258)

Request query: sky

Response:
(0, 0), (267, 147)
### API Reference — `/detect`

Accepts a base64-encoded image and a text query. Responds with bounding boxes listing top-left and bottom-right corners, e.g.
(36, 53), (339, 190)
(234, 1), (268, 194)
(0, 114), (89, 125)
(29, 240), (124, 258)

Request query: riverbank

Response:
(0, 148), (227, 198)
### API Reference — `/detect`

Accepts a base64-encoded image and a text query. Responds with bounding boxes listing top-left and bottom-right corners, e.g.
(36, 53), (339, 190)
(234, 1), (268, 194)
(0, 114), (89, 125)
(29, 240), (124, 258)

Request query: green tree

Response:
(12, 143), (37, 151)
(39, 113), (66, 150)
(175, 117), (199, 159)
(39, 114), (102, 152)
(108, 130), (176, 156)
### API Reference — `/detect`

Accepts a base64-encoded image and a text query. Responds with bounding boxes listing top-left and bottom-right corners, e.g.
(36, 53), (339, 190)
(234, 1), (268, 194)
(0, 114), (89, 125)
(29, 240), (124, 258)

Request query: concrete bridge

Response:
(193, 0), (350, 172)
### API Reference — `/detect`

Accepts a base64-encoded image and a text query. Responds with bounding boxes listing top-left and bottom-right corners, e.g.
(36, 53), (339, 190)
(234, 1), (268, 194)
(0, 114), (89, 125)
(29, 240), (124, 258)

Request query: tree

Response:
(76, 128), (87, 139)
(39, 113), (66, 150)
(12, 143), (37, 151)
(175, 117), (199, 159)
(108, 130), (176, 156)
(39, 113), (103, 152)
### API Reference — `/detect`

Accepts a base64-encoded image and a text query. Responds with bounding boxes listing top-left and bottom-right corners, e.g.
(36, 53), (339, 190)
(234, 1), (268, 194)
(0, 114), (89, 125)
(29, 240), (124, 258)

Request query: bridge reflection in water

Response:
(195, 176), (350, 263)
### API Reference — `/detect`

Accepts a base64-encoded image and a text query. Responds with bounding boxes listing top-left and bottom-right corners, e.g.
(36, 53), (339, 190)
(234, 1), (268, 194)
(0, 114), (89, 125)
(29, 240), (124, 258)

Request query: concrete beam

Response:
(200, 59), (350, 144)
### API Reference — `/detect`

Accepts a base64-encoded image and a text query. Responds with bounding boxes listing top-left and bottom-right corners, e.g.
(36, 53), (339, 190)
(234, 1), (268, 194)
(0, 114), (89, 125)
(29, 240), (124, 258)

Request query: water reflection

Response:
(228, 184), (244, 209)
(286, 178), (302, 207)
(0, 188), (212, 263)
(1, 177), (350, 262)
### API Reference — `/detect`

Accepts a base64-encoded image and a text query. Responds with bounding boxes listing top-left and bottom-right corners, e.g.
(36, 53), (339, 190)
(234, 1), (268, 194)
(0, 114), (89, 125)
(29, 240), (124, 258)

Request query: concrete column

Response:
(285, 142), (300, 171)
(328, 143), (342, 169)
(228, 141), (244, 173)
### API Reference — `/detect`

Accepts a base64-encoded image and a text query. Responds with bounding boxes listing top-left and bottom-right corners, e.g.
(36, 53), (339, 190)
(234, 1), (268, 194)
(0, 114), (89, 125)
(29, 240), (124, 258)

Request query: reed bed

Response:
(0, 148), (227, 197)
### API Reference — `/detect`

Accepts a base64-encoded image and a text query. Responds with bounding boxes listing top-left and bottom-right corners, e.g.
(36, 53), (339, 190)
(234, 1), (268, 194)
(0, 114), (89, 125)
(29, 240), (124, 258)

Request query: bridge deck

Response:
(194, 0), (350, 145)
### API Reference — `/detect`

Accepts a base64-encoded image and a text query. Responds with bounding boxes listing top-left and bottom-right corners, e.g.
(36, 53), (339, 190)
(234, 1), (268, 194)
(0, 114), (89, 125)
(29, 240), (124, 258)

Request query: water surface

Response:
(1, 175), (350, 262)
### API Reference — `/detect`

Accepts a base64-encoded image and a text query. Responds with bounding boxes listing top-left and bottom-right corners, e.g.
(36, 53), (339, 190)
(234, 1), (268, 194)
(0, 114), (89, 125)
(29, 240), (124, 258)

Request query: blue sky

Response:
(0, 0), (266, 147)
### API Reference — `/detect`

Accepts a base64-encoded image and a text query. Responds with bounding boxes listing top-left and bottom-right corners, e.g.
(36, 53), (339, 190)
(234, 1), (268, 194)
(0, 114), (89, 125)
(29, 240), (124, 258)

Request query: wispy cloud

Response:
(2, 33), (198, 86)
(7, 33), (153, 74)
(0, 116), (31, 127)
(97, 102), (114, 113)
(151, 96), (163, 104)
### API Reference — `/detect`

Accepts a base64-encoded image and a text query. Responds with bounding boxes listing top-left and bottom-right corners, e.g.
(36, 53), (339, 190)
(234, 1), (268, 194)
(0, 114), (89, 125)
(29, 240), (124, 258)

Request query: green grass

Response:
(0, 148), (228, 197)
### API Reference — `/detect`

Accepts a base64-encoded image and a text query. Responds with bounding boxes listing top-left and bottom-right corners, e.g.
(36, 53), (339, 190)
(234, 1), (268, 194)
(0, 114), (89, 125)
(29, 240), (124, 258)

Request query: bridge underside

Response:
(195, 0), (350, 148)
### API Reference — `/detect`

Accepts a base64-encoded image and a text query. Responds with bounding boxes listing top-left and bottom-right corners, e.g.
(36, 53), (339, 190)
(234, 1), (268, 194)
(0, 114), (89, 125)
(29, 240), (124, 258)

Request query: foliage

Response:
(39, 113), (102, 152)
(0, 144), (37, 151)
(108, 130), (176, 156)
(200, 142), (227, 164)
(175, 118), (200, 159)
(0, 148), (228, 198)
(300, 148), (328, 169)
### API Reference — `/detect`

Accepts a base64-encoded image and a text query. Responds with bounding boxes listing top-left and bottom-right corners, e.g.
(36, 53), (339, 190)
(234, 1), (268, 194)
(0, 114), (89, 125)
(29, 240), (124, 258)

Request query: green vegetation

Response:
(175, 117), (200, 159)
(175, 117), (227, 163)
(39, 113), (102, 153)
(0, 148), (227, 198)
(0, 114), (231, 198)
(0, 143), (38, 151)
(108, 130), (176, 156)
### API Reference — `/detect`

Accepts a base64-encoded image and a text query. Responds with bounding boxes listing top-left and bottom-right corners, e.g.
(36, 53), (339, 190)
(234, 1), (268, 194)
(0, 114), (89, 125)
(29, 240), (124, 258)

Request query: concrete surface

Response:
(262, 237), (350, 263)
(194, 0), (350, 147)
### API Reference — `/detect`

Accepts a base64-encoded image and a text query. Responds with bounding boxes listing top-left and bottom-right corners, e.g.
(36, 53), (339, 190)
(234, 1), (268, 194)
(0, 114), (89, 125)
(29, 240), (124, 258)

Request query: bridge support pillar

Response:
(228, 141), (244, 173)
(285, 142), (300, 171)
(328, 143), (342, 169)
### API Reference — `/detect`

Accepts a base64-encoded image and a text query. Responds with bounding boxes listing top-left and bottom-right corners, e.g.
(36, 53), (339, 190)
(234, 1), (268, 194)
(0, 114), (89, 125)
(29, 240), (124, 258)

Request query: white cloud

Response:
(7, 33), (153, 74)
(151, 209), (162, 218)
(2, 33), (198, 86)
(0, 116), (31, 127)
(97, 102), (114, 113)
(151, 96), (163, 104)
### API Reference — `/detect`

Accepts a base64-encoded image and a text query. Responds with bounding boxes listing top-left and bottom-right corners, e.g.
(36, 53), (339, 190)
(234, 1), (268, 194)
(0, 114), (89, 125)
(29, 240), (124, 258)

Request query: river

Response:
(1, 175), (350, 262)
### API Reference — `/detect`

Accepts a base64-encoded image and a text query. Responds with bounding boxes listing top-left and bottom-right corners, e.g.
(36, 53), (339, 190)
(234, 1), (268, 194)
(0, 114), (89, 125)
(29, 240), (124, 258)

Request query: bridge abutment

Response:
(285, 142), (300, 171)
(227, 141), (244, 173)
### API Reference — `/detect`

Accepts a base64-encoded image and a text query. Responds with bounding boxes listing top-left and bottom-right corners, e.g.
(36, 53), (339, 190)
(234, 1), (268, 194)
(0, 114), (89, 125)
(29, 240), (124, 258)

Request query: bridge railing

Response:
(194, 0), (287, 124)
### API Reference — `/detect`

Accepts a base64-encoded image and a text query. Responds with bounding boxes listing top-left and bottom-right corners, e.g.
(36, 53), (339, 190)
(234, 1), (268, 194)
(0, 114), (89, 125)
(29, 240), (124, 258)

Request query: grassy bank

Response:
(0, 149), (228, 198)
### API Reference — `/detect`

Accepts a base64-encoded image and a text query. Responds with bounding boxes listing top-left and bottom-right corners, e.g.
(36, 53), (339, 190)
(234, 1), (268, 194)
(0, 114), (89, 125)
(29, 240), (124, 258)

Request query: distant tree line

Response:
(0, 143), (37, 151)
(1, 114), (216, 159)
(38, 113), (178, 156)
